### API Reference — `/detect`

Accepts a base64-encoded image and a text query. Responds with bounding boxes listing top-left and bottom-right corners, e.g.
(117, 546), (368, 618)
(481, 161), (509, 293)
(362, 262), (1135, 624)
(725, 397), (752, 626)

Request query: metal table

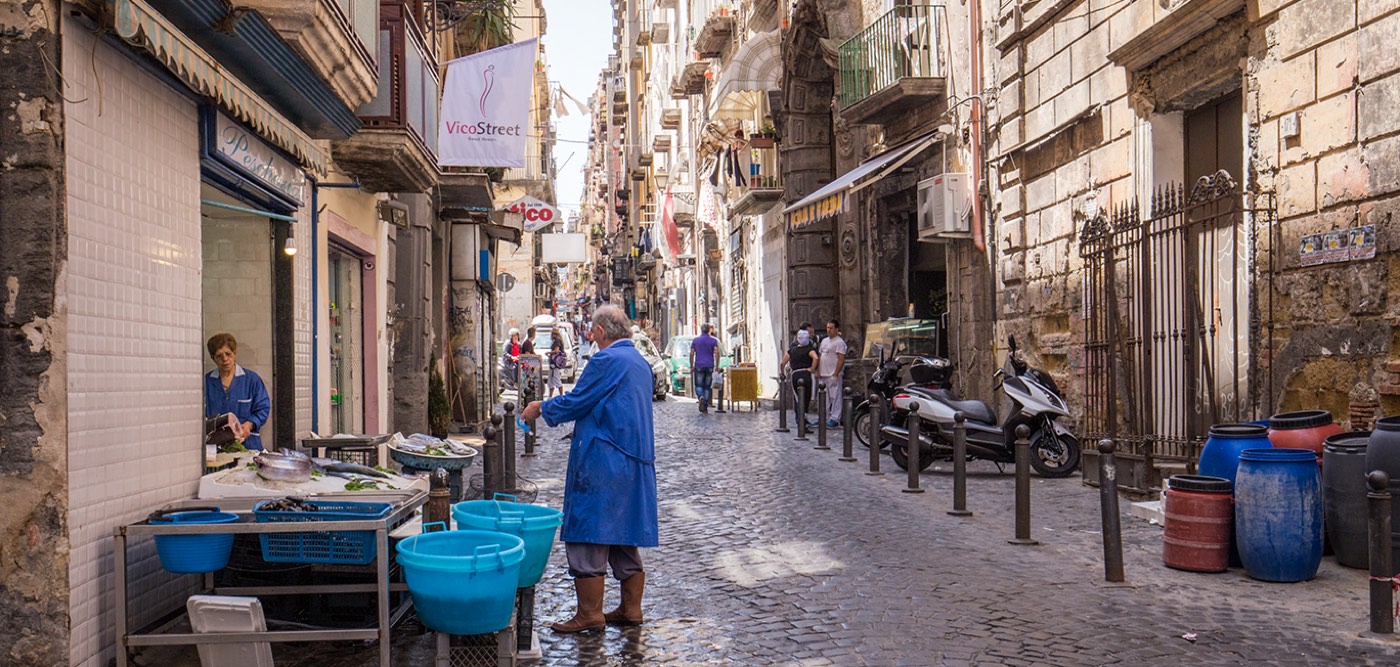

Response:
(114, 489), (426, 667)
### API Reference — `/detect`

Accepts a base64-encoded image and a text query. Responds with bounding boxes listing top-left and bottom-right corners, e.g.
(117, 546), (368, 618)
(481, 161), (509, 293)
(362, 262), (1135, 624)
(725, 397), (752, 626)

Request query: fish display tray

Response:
(252, 500), (393, 565)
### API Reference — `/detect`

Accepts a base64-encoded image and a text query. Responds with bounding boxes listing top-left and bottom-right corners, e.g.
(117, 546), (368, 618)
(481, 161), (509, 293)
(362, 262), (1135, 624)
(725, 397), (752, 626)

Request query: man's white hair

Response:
(593, 305), (631, 341)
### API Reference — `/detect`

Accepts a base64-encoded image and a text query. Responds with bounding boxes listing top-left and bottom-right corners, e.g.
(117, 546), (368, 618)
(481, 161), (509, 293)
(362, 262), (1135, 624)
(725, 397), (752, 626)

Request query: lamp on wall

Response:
(284, 234), (298, 256)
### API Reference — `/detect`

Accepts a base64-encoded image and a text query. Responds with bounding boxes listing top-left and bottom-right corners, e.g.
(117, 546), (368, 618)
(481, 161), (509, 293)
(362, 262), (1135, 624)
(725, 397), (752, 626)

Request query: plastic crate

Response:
(253, 501), (392, 565)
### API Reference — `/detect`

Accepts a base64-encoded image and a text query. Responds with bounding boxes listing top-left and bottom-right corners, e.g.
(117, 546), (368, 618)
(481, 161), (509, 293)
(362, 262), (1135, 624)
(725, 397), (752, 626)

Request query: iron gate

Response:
(1078, 170), (1277, 491)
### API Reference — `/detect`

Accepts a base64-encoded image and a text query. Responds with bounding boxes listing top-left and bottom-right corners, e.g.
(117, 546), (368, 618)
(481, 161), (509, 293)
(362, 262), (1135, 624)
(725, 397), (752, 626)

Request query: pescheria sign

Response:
(503, 195), (560, 232)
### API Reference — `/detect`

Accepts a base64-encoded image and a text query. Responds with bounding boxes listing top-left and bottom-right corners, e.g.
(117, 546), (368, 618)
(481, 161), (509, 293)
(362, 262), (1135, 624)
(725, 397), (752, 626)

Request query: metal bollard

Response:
(1369, 470), (1394, 635)
(482, 420), (502, 498)
(775, 377), (790, 433)
(1098, 439), (1125, 582)
(815, 381), (830, 450)
(839, 387), (856, 462)
(795, 377), (809, 442)
(716, 370), (727, 414)
(948, 412), (972, 516)
(507, 402), (533, 459)
(502, 409), (517, 494)
(1009, 424), (1039, 545)
(866, 393), (884, 476)
(903, 401), (924, 493)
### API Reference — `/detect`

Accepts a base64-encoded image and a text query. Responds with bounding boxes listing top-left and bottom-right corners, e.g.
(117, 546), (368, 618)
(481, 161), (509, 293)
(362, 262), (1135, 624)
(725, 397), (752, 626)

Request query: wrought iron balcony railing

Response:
(837, 4), (947, 110)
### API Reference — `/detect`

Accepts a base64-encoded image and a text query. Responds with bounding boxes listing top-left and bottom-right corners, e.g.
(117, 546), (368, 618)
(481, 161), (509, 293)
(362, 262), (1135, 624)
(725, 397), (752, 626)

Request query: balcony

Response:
(439, 171), (493, 221)
(637, 152), (654, 167)
(238, 0), (379, 109)
(837, 5), (947, 127)
(332, 4), (439, 192)
(652, 134), (672, 153)
(728, 144), (783, 215)
(651, 22), (670, 44)
(694, 10), (736, 58)
(671, 61), (708, 99)
(502, 140), (553, 200)
(660, 107), (682, 129)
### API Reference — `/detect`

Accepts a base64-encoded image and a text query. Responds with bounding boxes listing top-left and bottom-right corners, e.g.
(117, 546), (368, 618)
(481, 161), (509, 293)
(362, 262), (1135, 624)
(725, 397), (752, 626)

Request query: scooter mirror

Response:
(1007, 335), (1017, 350)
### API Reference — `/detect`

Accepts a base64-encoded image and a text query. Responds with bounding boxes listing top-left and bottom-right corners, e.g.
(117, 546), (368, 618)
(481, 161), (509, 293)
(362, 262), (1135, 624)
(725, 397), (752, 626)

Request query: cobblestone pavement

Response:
(142, 397), (1400, 666)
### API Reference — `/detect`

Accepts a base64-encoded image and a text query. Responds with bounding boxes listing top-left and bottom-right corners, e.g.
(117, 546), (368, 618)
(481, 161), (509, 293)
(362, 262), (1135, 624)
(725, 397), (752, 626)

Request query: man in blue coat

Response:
(522, 305), (658, 632)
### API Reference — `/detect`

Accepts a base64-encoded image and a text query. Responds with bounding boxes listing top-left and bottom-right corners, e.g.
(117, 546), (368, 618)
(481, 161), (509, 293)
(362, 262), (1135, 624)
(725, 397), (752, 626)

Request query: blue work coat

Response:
(205, 365), (271, 451)
(541, 339), (658, 547)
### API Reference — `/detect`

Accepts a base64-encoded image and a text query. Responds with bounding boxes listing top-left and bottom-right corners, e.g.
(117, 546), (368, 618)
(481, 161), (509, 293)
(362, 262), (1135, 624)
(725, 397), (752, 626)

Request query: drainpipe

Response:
(969, 0), (986, 253)
(310, 177), (363, 436)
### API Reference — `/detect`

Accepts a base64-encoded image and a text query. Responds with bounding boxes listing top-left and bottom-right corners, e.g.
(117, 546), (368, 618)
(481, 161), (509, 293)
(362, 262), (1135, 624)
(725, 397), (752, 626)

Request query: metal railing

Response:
(838, 5), (947, 110)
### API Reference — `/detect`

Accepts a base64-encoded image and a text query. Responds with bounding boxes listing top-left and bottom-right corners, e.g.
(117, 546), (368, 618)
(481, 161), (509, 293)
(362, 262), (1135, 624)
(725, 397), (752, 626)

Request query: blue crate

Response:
(253, 500), (393, 565)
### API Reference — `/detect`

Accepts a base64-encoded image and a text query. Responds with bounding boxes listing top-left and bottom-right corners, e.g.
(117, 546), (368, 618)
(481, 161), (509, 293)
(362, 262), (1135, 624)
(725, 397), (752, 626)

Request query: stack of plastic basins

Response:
(1162, 475), (1233, 573)
(1367, 417), (1400, 576)
(453, 493), (563, 588)
(1234, 448), (1324, 582)
(1322, 431), (1371, 569)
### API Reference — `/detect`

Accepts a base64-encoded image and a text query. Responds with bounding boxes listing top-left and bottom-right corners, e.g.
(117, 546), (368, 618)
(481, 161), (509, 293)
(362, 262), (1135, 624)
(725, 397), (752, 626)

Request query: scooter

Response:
(851, 347), (950, 449)
(880, 335), (1081, 478)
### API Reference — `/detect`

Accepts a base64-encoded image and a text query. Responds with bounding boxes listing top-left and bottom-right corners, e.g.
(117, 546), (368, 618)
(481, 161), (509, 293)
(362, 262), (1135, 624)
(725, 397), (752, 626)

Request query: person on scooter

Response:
(781, 328), (818, 426)
(818, 319), (847, 428)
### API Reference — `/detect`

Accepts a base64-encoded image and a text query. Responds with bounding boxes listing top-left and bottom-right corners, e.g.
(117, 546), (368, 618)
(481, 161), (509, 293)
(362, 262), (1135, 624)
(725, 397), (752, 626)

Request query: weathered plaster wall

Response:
(0, 2), (69, 665)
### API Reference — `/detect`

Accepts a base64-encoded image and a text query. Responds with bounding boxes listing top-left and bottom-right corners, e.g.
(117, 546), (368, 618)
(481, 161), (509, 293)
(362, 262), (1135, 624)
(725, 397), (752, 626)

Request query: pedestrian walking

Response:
(547, 330), (567, 398)
(781, 328), (818, 427)
(690, 323), (720, 413)
(818, 319), (847, 428)
(521, 305), (658, 633)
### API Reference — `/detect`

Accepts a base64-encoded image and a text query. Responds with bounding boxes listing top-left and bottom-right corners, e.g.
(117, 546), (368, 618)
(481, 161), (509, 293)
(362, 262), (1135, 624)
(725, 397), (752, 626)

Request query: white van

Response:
(530, 314), (577, 383)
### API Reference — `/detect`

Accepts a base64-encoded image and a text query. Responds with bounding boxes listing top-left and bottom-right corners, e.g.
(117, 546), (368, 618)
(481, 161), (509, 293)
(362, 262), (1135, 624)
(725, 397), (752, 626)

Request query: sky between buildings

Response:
(541, 0), (612, 219)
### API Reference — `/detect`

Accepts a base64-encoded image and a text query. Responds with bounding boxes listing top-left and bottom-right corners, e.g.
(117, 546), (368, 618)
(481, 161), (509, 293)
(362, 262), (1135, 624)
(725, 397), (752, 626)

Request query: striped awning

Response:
(113, 0), (330, 178)
(708, 30), (781, 121)
(784, 132), (940, 229)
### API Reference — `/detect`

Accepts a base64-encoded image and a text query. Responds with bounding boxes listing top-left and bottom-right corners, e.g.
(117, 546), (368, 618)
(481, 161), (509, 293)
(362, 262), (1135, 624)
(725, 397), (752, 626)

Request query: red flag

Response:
(660, 185), (680, 262)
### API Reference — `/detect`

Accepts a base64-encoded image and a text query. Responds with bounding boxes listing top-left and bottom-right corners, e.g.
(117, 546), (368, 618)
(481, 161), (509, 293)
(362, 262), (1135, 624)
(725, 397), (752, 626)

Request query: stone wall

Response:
(0, 2), (69, 664)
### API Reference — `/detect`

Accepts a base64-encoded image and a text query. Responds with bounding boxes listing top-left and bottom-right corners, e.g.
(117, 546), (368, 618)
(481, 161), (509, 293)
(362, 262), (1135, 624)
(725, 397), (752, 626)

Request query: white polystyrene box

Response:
(186, 595), (275, 667)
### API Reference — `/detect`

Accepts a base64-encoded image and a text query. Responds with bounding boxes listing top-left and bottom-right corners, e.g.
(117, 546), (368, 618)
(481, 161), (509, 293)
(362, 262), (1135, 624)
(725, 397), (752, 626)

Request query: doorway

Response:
(328, 245), (364, 435)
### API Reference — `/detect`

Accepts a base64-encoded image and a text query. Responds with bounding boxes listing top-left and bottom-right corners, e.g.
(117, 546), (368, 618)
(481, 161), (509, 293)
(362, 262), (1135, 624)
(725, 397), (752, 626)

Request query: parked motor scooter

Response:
(851, 346), (949, 449)
(880, 335), (1081, 478)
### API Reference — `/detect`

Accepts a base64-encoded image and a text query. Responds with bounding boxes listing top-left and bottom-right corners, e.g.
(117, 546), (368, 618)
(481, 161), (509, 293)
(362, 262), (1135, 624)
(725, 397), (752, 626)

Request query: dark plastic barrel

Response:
(1366, 417), (1400, 575)
(1322, 431), (1370, 569)
(1199, 424), (1272, 488)
(1268, 410), (1343, 464)
(1162, 475), (1233, 573)
(1234, 448), (1324, 582)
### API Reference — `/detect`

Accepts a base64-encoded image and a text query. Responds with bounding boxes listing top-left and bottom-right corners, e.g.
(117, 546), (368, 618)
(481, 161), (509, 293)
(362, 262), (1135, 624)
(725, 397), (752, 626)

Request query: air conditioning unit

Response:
(916, 173), (971, 241)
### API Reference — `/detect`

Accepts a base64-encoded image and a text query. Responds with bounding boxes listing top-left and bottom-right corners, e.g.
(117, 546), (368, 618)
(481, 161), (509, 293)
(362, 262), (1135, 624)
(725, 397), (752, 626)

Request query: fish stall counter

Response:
(198, 450), (430, 499)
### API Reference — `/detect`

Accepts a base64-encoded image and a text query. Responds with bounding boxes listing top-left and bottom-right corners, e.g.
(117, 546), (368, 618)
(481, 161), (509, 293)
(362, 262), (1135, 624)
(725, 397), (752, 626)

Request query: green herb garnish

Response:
(344, 480), (380, 491)
(373, 465), (395, 475)
(245, 462), (257, 471)
(219, 440), (248, 453)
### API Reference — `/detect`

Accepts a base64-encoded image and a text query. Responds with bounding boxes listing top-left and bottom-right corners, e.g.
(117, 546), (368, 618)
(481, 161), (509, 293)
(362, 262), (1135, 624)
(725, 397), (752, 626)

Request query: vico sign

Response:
(503, 195), (560, 232)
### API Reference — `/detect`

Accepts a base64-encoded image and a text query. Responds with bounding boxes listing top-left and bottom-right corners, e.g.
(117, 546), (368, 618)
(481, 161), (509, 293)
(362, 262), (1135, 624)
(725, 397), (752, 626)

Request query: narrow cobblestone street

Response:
(510, 398), (1400, 666)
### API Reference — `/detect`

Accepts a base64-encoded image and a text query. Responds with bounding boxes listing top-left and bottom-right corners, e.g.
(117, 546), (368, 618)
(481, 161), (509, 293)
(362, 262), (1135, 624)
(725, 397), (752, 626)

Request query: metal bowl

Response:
(388, 444), (478, 471)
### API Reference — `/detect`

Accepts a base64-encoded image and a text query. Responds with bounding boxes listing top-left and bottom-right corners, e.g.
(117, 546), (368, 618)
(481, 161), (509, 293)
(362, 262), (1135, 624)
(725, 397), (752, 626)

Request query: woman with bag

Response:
(547, 330), (569, 398)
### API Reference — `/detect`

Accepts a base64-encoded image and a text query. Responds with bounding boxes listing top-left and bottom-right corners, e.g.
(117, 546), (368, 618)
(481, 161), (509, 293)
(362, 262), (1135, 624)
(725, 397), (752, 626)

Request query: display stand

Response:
(114, 490), (426, 667)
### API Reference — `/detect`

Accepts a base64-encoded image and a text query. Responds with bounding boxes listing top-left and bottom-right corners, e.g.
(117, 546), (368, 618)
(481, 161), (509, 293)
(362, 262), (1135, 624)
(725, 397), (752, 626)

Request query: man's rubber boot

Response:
(551, 576), (606, 633)
(604, 572), (645, 626)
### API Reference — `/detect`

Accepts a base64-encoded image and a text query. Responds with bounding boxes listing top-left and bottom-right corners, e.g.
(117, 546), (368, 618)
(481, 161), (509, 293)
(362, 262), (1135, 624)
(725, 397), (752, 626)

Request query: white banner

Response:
(439, 38), (538, 168)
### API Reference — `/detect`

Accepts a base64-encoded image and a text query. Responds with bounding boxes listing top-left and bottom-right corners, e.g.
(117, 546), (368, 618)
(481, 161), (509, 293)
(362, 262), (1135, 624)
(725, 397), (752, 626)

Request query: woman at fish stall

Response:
(205, 333), (271, 451)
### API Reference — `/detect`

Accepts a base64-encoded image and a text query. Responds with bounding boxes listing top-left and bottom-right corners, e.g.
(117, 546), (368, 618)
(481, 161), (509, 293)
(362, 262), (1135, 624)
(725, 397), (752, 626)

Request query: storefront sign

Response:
(1300, 225), (1375, 266)
(503, 195), (560, 232)
(214, 113), (307, 205)
(786, 191), (846, 229)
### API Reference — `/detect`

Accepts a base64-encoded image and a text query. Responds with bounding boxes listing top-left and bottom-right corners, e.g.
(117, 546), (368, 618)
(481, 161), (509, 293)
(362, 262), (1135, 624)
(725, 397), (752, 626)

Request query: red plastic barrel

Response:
(1163, 475), (1234, 573)
(1268, 410), (1342, 464)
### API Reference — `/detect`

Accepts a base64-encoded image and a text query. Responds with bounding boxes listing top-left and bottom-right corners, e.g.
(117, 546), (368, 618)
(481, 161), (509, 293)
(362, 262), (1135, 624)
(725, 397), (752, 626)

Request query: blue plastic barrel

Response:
(396, 528), (525, 635)
(1234, 448), (1323, 582)
(1198, 424), (1272, 488)
(453, 494), (562, 588)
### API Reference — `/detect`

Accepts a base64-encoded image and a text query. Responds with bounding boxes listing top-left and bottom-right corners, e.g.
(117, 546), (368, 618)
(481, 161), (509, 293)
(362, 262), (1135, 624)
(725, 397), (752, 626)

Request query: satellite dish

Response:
(496, 273), (517, 292)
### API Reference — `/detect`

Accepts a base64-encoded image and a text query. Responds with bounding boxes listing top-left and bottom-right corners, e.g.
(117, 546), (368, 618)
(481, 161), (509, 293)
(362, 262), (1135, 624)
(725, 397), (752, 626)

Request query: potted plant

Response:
(428, 355), (451, 438)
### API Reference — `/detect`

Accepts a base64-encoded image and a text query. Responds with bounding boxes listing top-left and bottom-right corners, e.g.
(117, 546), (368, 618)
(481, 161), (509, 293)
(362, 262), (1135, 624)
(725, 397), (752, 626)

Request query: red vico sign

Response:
(503, 196), (560, 232)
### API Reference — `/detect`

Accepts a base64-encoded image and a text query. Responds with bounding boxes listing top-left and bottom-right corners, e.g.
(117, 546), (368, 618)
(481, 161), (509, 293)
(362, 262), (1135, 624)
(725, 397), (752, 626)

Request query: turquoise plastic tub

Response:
(149, 509), (240, 574)
(396, 526), (525, 635)
(453, 494), (562, 587)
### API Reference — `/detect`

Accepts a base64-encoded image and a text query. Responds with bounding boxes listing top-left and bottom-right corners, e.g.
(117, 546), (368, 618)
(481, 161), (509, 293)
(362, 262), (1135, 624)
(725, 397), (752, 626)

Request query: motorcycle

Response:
(879, 335), (1081, 478)
(851, 347), (949, 449)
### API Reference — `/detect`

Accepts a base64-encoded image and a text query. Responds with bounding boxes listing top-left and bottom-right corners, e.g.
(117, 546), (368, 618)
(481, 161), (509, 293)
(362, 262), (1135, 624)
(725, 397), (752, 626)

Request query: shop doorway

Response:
(200, 183), (279, 448)
(328, 245), (365, 435)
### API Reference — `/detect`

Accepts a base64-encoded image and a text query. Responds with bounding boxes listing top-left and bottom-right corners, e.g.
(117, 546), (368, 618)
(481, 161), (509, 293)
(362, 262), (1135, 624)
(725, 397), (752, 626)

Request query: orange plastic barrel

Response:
(1268, 410), (1343, 464)
(1163, 475), (1234, 573)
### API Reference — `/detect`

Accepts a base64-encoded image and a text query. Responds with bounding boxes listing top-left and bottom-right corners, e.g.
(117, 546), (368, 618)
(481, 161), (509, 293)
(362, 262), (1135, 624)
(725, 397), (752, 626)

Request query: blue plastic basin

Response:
(396, 529), (525, 635)
(452, 495), (562, 588)
(150, 510), (240, 574)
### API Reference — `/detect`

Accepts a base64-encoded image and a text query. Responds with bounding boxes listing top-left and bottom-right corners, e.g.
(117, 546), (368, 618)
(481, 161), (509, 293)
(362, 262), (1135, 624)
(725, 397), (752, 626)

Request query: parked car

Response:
(631, 331), (671, 400)
(531, 314), (577, 383)
(662, 334), (732, 396)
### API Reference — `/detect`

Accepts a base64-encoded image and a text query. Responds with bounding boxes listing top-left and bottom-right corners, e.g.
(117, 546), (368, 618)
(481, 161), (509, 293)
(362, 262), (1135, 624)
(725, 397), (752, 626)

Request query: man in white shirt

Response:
(817, 319), (847, 427)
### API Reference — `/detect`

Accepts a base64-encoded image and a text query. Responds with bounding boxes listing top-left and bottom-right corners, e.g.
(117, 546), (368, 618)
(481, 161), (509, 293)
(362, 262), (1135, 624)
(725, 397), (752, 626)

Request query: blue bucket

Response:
(396, 526), (525, 635)
(452, 494), (562, 587)
(149, 509), (240, 574)
(1234, 448), (1323, 582)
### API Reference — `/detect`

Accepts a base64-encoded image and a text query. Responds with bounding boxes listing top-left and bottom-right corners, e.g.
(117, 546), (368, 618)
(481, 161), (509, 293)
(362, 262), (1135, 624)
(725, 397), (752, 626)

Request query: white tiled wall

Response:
(64, 23), (204, 667)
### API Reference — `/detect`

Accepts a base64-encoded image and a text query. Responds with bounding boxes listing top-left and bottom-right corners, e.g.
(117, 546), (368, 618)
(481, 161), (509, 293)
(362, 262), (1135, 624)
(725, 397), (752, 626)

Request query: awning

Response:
(707, 30), (781, 121)
(113, 0), (332, 177)
(784, 132), (940, 229)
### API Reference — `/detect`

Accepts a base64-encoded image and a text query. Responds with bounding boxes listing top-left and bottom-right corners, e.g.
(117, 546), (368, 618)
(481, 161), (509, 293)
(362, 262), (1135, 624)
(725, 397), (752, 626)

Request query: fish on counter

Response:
(253, 450), (313, 483)
(312, 457), (391, 478)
